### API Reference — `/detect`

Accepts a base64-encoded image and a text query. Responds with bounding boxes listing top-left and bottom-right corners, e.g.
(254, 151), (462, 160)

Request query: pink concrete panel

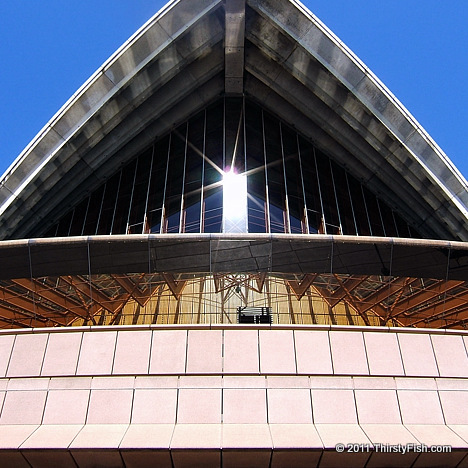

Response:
(120, 424), (174, 449)
(311, 389), (357, 423)
(259, 330), (296, 374)
(171, 424), (222, 451)
(0, 335), (15, 377)
(397, 390), (445, 424)
(395, 377), (437, 390)
(314, 424), (371, 467)
(49, 377), (92, 390)
(439, 391), (468, 424)
(42, 389), (90, 425)
(397, 333), (439, 377)
(7, 333), (48, 377)
(363, 332), (404, 376)
(431, 334), (468, 378)
(355, 389), (401, 424)
(86, 389), (133, 424)
(135, 376), (178, 388)
(315, 422), (370, 448)
(41, 332), (82, 376)
(329, 331), (369, 375)
(20, 424), (82, 449)
(0, 391), (47, 425)
(294, 330), (333, 374)
(267, 376), (310, 388)
(222, 424), (272, 449)
(223, 389), (267, 423)
(179, 376), (222, 388)
(450, 425), (468, 445)
(436, 378), (468, 390)
(353, 376), (396, 389)
(267, 388), (312, 423)
(223, 329), (259, 374)
(70, 424), (128, 449)
(223, 376), (265, 388)
(7, 378), (48, 391)
(309, 376), (353, 389)
(91, 376), (134, 389)
(186, 330), (222, 374)
(113, 330), (152, 375)
(149, 330), (187, 375)
(132, 389), (177, 424)
(406, 424), (468, 448)
(269, 424), (323, 449)
(0, 425), (39, 449)
(177, 388), (222, 423)
(76, 331), (117, 376)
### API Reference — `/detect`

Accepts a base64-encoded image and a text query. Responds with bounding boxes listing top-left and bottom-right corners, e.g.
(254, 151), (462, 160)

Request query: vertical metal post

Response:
(329, 160), (343, 234)
(313, 147), (326, 234)
(345, 172), (358, 236)
(126, 157), (139, 234)
(110, 170), (122, 235)
(179, 123), (189, 233)
(296, 134), (309, 234)
(95, 182), (107, 235)
(200, 110), (206, 233)
(142, 143), (155, 234)
(279, 122), (291, 233)
(261, 110), (271, 233)
(160, 133), (172, 234)
(361, 185), (373, 236)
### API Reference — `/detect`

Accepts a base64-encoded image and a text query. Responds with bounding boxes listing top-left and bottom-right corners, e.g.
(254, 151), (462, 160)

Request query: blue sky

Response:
(1, 1), (467, 180)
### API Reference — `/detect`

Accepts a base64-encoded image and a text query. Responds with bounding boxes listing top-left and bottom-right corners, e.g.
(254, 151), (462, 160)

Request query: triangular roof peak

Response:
(1, 0), (467, 240)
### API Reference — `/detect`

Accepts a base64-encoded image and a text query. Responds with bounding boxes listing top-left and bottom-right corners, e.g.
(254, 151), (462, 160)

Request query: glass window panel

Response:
(245, 101), (267, 233)
(68, 197), (89, 236)
(264, 112), (286, 233)
(363, 186), (385, 237)
(224, 97), (245, 173)
(55, 209), (74, 237)
(378, 198), (398, 237)
(96, 172), (121, 235)
(127, 148), (153, 234)
(111, 159), (137, 234)
(298, 138), (322, 234)
(82, 185), (105, 235)
(183, 111), (205, 233)
(331, 162), (357, 235)
(347, 176), (371, 236)
(315, 150), (341, 234)
(164, 124), (187, 233)
(203, 101), (223, 233)
(147, 136), (171, 234)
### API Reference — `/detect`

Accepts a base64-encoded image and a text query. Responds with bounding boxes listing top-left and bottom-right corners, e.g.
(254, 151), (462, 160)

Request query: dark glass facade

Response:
(45, 98), (417, 238)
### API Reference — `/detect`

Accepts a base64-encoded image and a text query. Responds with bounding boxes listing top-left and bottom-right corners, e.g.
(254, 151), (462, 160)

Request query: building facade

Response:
(0, 0), (467, 466)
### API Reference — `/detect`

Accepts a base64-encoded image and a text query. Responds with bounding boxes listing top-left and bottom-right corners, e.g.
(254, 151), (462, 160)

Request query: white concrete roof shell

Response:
(0, 0), (467, 240)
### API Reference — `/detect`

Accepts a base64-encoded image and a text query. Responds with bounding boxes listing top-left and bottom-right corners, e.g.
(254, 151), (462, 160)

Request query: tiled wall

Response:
(0, 325), (466, 468)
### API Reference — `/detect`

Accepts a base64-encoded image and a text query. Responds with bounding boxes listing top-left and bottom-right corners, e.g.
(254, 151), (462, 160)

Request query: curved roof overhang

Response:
(0, 0), (467, 241)
(1, 234), (468, 329)
(1, 233), (468, 280)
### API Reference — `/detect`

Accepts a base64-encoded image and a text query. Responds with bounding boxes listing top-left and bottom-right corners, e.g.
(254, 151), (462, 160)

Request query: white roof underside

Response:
(1, 0), (467, 240)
